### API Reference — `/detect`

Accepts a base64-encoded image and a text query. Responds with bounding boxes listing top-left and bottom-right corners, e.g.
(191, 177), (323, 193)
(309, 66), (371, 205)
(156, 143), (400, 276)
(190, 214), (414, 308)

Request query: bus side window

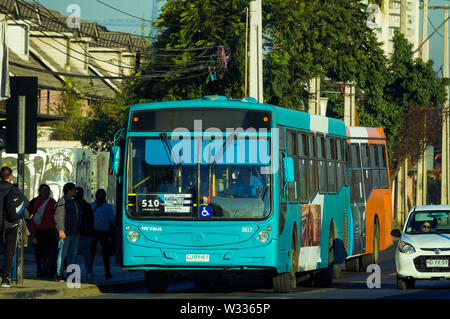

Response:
(279, 126), (286, 203)
(350, 144), (364, 204)
(336, 138), (344, 192)
(361, 143), (372, 198)
(378, 144), (389, 188)
(308, 133), (318, 200)
(326, 136), (336, 194)
(287, 130), (298, 203)
(369, 144), (380, 188)
(344, 140), (349, 186)
(298, 131), (309, 203)
(317, 134), (327, 194)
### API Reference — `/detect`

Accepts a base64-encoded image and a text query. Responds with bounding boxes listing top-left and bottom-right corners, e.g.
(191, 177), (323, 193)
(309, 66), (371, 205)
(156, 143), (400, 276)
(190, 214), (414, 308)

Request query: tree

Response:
(80, 98), (128, 152)
(52, 78), (88, 141)
(263, 0), (387, 109)
(380, 30), (448, 178)
(119, 0), (248, 108)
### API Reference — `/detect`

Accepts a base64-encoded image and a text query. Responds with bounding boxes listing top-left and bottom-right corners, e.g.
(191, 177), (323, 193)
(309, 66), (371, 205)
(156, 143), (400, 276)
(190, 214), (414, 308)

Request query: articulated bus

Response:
(345, 127), (393, 271)
(110, 96), (393, 293)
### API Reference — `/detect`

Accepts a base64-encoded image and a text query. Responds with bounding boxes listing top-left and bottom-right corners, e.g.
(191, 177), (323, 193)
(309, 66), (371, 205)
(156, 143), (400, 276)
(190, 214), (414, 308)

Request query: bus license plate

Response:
(426, 259), (449, 267)
(186, 254), (210, 262)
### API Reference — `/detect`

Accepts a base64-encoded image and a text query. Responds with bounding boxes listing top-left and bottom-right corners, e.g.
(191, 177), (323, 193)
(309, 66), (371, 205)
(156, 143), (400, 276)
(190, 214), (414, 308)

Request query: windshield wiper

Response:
(210, 132), (236, 168)
(159, 133), (181, 170)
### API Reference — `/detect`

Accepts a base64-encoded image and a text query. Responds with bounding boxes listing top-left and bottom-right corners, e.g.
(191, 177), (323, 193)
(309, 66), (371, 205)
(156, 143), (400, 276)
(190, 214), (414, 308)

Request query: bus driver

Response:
(230, 166), (263, 198)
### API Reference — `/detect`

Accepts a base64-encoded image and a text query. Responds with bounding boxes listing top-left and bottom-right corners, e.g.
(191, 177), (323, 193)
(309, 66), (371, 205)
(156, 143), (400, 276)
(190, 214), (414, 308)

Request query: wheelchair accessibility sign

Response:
(199, 205), (212, 219)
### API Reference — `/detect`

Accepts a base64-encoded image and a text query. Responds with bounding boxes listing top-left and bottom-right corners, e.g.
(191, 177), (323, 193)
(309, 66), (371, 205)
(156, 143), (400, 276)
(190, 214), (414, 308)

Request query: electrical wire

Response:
(3, 8), (222, 76)
(95, 0), (153, 24)
(28, 0), (228, 54)
(10, 60), (211, 80)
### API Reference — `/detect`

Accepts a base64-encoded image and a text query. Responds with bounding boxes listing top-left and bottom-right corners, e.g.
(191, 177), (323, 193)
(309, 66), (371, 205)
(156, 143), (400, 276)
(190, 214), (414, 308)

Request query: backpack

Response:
(4, 187), (27, 223)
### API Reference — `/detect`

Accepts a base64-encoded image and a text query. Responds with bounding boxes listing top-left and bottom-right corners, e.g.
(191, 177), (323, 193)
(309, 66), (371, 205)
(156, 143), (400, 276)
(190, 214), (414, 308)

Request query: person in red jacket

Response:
(30, 184), (57, 278)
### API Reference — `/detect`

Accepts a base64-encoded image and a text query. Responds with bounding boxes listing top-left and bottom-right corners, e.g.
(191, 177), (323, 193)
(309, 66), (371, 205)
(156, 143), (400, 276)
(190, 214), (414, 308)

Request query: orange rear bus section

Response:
(346, 127), (393, 256)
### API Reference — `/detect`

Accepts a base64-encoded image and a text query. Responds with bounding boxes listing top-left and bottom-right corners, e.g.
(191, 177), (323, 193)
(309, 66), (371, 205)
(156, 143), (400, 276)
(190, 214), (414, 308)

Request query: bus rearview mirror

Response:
(283, 157), (295, 183)
(109, 145), (121, 177)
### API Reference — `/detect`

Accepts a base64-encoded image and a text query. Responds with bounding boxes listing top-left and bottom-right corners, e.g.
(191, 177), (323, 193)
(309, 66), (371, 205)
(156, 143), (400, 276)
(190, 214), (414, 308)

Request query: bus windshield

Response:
(126, 137), (272, 220)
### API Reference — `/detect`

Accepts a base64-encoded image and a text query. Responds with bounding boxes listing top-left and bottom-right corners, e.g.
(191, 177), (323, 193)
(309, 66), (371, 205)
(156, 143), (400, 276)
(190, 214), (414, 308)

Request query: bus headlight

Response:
(128, 230), (140, 242)
(258, 230), (269, 242)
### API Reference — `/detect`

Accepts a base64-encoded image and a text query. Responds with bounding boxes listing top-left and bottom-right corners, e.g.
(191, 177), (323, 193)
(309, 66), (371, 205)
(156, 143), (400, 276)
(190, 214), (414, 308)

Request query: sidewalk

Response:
(0, 246), (146, 299)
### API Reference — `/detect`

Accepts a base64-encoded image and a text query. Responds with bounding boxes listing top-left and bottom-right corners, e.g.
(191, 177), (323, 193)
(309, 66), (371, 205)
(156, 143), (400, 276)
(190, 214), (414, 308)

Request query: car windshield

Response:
(405, 210), (450, 234)
(126, 137), (272, 219)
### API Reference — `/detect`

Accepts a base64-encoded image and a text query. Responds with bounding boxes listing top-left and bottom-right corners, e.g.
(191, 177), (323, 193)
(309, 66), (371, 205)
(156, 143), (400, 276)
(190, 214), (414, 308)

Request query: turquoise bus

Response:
(111, 95), (355, 293)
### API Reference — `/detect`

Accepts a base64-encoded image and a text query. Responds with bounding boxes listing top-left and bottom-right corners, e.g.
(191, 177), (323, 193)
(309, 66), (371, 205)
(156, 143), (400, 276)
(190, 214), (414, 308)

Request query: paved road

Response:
(85, 241), (450, 299)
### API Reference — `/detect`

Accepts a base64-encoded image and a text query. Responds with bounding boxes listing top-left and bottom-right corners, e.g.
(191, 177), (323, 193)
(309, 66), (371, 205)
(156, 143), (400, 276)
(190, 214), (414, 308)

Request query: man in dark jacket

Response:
(54, 182), (79, 282)
(74, 186), (94, 282)
(0, 167), (28, 288)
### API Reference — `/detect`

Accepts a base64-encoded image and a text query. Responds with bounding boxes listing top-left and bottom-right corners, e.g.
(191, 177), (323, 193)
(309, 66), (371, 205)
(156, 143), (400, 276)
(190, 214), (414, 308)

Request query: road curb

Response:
(0, 279), (146, 299)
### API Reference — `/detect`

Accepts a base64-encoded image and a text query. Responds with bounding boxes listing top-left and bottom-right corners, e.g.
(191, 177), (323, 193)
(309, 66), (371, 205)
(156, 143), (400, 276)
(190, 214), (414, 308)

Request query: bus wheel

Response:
(272, 236), (298, 293)
(145, 271), (169, 293)
(313, 225), (334, 287)
(361, 220), (380, 271)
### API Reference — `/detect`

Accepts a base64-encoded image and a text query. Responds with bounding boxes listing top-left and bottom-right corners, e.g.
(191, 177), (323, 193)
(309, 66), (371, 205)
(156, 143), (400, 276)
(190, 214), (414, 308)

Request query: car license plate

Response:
(426, 259), (449, 267)
(186, 254), (210, 262)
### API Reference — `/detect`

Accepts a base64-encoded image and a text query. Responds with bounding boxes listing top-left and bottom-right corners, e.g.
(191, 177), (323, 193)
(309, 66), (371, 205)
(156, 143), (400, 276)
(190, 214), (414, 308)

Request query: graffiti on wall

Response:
(1, 148), (93, 201)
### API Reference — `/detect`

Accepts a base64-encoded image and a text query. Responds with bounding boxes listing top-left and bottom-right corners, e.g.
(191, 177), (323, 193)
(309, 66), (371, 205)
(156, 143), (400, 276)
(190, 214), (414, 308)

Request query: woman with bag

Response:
(30, 184), (57, 278)
(90, 189), (115, 280)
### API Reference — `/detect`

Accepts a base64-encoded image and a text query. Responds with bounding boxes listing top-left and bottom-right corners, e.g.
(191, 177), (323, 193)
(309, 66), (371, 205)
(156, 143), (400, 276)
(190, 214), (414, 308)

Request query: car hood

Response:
(401, 233), (450, 249)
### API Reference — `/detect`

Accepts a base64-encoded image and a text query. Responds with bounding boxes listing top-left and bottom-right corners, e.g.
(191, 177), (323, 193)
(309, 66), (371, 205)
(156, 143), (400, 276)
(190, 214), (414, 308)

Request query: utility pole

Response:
(400, 0), (407, 35)
(308, 77), (320, 115)
(343, 84), (356, 126)
(416, 0), (429, 206)
(248, 0), (263, 103)
(396, 0), (408, 226)
(443, 4), (449, 205)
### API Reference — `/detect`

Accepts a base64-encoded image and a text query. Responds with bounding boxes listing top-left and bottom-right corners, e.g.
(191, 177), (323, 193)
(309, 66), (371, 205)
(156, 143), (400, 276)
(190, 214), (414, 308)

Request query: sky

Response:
(421, 0), (450, 75)
(35, 0), (448, 76)
(36, 0), (163, 36)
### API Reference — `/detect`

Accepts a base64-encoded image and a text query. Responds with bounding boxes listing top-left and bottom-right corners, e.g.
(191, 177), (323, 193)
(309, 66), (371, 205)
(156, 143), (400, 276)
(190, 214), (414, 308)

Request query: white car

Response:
(391, 205), (450, 290)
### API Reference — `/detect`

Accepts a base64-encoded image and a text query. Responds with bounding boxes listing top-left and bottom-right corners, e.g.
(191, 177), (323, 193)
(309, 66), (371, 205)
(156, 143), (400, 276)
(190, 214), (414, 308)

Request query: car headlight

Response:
(258, 230), (269, 242)
(399, 241), (415, 254)
(128, 230), (140, 242)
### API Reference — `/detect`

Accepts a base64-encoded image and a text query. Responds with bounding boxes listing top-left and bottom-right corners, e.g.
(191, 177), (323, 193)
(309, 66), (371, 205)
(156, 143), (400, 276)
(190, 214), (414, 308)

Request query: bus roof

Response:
(346, 126), (386, 139)
(129, 96), (346, 136)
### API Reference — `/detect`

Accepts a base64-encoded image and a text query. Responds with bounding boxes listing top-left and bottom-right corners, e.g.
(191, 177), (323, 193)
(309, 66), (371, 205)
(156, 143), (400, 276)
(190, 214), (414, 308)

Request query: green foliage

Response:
(77, 0), (448, 168)
(359, 30), (448, 176)
(263, 0), (387, 109)
(52, 78), (87, 141)
(120, 0), (248, 107)
(80, 92), (130, 152)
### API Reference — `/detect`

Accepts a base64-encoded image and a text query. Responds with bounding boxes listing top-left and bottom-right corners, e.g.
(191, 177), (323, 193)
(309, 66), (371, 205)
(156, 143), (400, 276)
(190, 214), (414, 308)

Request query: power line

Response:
(95, 0), (153, 24)
(28, 0), (227, 53)
(3, 7), (222, 75)
(10, 60), (211, 80)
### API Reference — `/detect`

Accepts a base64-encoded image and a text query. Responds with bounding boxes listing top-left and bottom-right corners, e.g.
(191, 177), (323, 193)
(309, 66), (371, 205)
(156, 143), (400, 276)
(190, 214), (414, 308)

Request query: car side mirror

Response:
(390, 229), (401, 237)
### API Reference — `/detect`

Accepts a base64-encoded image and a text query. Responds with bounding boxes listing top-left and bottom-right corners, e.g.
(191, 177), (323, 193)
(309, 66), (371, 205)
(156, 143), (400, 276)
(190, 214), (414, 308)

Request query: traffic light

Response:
(6, 77), (37, 154)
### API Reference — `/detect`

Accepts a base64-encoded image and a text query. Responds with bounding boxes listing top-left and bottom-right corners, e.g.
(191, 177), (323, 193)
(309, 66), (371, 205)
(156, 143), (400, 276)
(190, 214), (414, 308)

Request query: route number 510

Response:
(142, 199), (160, 208)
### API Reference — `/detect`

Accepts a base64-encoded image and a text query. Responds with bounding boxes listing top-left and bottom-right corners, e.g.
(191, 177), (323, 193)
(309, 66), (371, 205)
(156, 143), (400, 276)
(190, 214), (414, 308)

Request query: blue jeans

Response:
(78, 236), (93, 274)
(56, 236), (79, 276)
